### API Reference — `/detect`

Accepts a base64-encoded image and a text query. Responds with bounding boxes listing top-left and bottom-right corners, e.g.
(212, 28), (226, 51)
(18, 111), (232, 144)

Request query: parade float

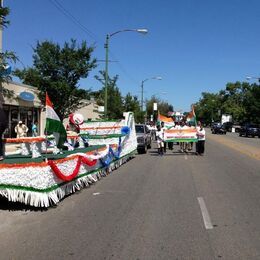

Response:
(0, 95), (137, 208)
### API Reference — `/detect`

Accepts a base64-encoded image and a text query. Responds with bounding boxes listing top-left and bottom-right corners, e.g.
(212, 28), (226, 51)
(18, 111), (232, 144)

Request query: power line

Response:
(48, 0), (140, 86)
(48, 0), (100, 42)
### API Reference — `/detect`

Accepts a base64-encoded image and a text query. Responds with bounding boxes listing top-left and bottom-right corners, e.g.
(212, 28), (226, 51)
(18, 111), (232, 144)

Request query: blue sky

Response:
(3, 0), (260, 112)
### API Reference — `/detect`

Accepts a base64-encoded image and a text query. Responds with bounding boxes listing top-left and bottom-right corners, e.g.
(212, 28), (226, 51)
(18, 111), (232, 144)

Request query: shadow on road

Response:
(0, 197), (49, 212)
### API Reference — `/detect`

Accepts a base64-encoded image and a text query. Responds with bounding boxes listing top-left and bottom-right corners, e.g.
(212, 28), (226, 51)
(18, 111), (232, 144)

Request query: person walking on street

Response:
(196, 121), (206, 155)
(156, 124), (164, 156)
(161, 121), (167, 153)
(15, 121), (28, 138)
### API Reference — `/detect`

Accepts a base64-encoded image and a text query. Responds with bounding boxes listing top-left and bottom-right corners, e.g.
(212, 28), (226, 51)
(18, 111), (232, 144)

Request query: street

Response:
(0, 130), (260, 259)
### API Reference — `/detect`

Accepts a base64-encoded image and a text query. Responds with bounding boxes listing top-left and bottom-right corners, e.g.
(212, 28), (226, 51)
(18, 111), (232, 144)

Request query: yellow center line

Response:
(207, 134), (260, 161)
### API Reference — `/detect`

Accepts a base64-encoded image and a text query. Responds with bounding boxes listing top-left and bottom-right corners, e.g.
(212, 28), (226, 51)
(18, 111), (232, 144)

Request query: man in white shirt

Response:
(196, 121), (206, 155)
(160, 122), (167, 153)
(14, 121), (28, 138)
(156, 124), (164, 156)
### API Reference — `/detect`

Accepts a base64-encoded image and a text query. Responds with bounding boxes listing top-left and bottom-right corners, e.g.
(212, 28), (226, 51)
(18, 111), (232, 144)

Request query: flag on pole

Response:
(186, 105), (197, 125)
(157, 111), (175, 129)
(45, 93), (67, 148)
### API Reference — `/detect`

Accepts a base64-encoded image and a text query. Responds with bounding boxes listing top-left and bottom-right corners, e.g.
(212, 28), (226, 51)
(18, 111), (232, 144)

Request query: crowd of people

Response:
(153, 120), (205, 156)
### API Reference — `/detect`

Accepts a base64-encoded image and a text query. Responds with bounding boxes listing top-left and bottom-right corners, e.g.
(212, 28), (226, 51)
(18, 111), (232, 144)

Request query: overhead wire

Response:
(48, 0), (100, 42)
(48, 0), (140, 86)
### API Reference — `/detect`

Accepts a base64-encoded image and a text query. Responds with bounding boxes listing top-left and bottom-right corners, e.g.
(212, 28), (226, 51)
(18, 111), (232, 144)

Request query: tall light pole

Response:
(104, 28), (148, 118)
(141, 76), (162, 112)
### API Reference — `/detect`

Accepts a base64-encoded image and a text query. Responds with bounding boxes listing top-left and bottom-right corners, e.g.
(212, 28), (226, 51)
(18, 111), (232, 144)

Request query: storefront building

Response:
(2, 82), (103, 138)
(2, 81), (42, 138)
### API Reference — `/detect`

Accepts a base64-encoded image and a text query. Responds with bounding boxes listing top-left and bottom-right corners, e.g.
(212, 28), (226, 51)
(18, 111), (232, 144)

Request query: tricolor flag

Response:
(157, 111), (175, 129)
(186, 105), (197, 125)
(45, 93), (67, 148)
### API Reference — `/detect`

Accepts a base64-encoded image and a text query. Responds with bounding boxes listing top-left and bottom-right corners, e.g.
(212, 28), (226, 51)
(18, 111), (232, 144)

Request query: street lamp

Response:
(246, 76), (260, 84)
(104, 28), (148, 118)
(141, 76), (162, 112)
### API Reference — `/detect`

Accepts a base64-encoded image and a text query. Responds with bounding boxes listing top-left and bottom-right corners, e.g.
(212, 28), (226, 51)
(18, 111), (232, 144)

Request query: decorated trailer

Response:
(0, 112), (137, 207)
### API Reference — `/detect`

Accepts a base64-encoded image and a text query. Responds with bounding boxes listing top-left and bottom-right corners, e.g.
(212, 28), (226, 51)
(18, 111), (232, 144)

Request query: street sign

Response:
(19, 91), (35, 102)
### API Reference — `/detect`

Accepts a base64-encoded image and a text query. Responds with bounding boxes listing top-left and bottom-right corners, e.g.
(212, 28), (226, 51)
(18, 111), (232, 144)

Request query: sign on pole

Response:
(153, 102), (157, 111)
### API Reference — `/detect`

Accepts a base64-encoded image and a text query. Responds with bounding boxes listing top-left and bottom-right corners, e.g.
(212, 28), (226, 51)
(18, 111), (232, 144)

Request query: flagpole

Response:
(44, 92), (48, 162)
(193, 105), (197, 128)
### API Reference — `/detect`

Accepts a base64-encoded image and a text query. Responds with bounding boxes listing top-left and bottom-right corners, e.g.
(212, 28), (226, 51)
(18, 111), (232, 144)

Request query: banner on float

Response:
(164, 128), (198, 142)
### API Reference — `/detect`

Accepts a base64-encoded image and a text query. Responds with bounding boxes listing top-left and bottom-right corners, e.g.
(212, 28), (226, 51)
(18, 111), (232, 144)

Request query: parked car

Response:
(232, 123), (241, 133)
(239, 123), (260, 138)
(211, 123), (226, 134)
(135, 124), (152, 154)
(211, 122), (220, 131)
(222, 121), (233, 132)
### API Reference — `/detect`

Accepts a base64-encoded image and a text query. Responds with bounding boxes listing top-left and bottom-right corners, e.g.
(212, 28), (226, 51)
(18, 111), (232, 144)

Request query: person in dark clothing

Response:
(0, 102), (8, 161)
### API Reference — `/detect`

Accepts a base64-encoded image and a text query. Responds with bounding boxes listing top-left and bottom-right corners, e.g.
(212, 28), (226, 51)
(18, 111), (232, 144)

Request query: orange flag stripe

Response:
(165, 128), (197, 134)
(158, 114), (174, 123)
(46, 93), (53, 108)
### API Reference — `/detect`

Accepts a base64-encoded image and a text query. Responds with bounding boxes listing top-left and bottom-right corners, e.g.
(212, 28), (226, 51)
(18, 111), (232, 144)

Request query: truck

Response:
(221, 114), (232, 125)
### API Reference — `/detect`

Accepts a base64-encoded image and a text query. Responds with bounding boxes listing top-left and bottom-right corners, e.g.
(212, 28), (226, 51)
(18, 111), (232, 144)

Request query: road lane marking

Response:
(93, 192), (100, 196)
(207, 133), (260, 160)
(184, 155), (188, 160)
(197, 197), (213, 230)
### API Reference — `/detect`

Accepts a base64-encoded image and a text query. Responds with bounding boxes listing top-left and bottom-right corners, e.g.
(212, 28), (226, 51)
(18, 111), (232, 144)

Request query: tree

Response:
(194, 81), (260, 125)
(14, 39), (96, 120)
(195, 92), (221, 124)
(94, 70), (123, 119)
(243, 83), (260, 124)
(0, 5), (18, 100)
(146, 95), (173, 122)
(123, 92), (143, 122)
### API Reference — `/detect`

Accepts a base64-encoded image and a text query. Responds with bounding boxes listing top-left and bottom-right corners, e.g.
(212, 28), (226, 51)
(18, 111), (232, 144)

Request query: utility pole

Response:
(104, 34), (109, 118)
(141, 80), (144, 112)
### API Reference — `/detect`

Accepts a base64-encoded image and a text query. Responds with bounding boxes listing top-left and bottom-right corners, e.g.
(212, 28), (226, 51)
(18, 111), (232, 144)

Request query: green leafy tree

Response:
(243, 83), (260, 124)
(220, 82), (247, 122)
(146, 95), (173, 122)
(195, 81), (260, 125)
(0, 5), (18, 100)
(123, 92), (143, 122)
(195, 92), (221, 124)
(14, 39), (96, 120)
(94, 70), (123, 119)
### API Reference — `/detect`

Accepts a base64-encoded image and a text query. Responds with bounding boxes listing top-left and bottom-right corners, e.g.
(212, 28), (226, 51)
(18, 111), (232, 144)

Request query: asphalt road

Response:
(0, 132), (260, 260)
(209, 128), (260, 149)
